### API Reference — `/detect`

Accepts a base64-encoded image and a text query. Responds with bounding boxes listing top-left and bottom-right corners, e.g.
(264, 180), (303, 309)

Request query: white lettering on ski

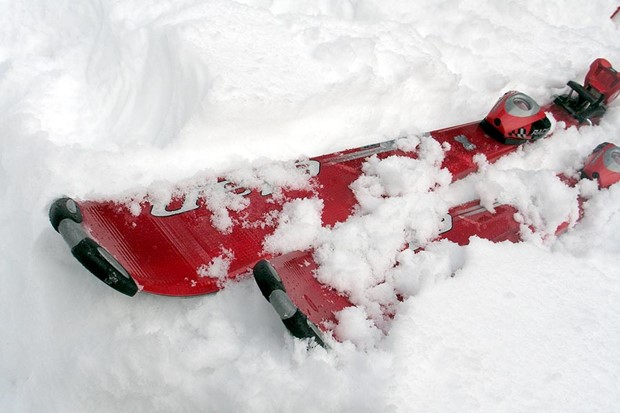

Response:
(150, 160), (321, 217)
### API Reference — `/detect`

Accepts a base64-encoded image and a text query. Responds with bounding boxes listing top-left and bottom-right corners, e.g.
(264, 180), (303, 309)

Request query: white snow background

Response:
(2, 1), (620, 411)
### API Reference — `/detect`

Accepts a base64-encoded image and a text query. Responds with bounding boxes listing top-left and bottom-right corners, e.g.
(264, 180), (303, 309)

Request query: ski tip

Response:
(49, 197), (83, 232)
(253, 259), (326, 348)
(50, 197), (139, 297)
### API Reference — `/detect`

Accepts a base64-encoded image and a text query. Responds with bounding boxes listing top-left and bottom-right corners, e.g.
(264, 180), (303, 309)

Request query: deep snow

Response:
(1, 1), (620, 412)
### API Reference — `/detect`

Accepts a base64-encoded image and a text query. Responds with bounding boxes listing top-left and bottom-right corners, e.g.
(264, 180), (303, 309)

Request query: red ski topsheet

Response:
(77, 103), (578, 296)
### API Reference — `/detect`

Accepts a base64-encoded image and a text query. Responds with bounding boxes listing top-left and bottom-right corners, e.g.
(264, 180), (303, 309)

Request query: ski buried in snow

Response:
(252, 59), (620, 344)
(254, 141), (620, 345)
(50, 59), (619, 344)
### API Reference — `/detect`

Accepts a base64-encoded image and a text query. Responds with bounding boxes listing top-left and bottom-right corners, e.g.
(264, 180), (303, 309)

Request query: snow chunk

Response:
(263, 198), (325, 254)
(313, 136), (452, 320)
(476, 168), (580, 240)
(197, 249), (235, 280)
(334, 306), (384, 349)
(145, 156), (318, 234)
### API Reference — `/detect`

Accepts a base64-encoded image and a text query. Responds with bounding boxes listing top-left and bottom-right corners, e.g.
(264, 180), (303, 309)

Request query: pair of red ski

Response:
(50, 58), (620, 345)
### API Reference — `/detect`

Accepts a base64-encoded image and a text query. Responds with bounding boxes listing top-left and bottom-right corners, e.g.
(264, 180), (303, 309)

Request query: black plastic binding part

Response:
(480, 116), (551, 145)
(554, 80), (607, 123)
(253, 260), (326, 347)
(49, 198), (139, 296)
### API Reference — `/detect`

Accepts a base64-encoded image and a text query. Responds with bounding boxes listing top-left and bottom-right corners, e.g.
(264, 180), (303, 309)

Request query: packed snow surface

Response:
(2, 1), (620, 412)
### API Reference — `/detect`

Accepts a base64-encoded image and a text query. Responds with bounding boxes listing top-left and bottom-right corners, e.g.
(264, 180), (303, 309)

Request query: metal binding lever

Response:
(253, 260), (326, 347)
(49, 198), (139, 296)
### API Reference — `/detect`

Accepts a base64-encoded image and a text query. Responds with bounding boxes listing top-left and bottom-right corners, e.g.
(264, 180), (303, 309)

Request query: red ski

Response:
(252, 60), (620, 345)
(254, 141), (620, 346)
(50, 59), (619, 305)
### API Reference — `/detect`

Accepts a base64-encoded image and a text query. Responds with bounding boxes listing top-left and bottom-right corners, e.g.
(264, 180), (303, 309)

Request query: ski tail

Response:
(49, 198), (139, 296)
(253, 260), (326, 347)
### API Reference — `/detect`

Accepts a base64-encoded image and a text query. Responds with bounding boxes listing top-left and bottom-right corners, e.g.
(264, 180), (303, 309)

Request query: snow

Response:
(312, 136), (453, 317)
(263, 197), (325, 254)
(1, 0), (620, 412)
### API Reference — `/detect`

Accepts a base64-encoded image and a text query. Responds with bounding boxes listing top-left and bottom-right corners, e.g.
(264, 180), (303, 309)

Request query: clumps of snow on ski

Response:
(3, 0), (620, 412)
(475, 166), (580, 241)
(135, 157), (318, 233)
(263, 198), (325, 254)
(333, 306), (384, 350)
(305, 132), (583, 344)
(312, 136), (453, 324)
(197, 248), (235, 280)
